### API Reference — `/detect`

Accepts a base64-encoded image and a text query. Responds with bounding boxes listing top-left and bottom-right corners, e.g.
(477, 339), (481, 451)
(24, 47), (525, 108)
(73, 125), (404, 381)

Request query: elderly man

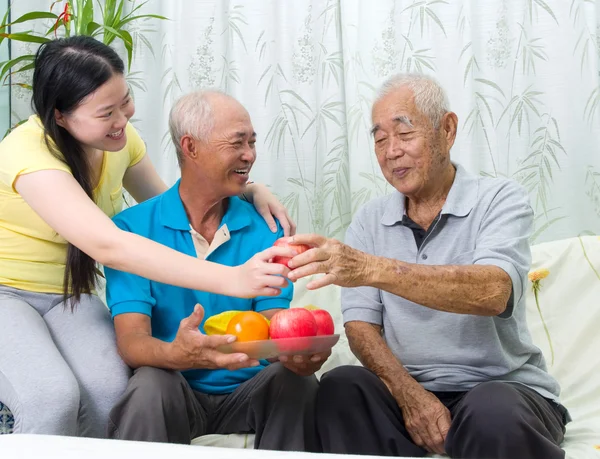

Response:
(286, 73), (570, 458)
(103, 90), (326, 451)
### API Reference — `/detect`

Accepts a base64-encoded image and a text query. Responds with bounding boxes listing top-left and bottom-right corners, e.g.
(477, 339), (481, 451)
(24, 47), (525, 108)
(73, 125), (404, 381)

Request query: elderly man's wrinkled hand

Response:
(277, 350), (331, 376)
(283, 234), (371, 289)
(393, 383), (451, 455)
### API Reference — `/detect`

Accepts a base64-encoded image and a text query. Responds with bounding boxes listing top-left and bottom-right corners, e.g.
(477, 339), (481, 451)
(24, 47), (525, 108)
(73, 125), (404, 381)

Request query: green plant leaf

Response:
(86, 20), (101, 35)
(97, 23), (131, 47)
(0, 8), (9, 45)
(119, 29), (134, 71)
(121, 0), (147, 19)
(0, 33), (50, 44)
(8, 11), (58, 26)
(7, 82), (33, 90)
(7, 61), (35, 78)
(0, 54), (35, 83)
(45, 18), (66, 36)
(77, 0), (94, 35)
(102, 0), (118, 26)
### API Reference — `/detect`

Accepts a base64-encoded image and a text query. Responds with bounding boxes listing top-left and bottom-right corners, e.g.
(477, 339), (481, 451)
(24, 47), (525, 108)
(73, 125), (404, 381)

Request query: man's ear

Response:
(442, 111), (458, 150)
(180, 135), (198, 160)
(54, 109), (66, 128)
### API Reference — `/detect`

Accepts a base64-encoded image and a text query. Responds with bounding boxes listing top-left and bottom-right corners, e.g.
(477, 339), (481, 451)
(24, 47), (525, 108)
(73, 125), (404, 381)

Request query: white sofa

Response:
(2, 236), (600, 459)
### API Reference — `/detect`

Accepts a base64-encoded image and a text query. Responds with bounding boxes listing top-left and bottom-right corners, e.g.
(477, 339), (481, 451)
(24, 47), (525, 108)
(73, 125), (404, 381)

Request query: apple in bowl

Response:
(269, 306), (335, 339)
(305, 306), (335, 336)
(269, 308), (317, 339)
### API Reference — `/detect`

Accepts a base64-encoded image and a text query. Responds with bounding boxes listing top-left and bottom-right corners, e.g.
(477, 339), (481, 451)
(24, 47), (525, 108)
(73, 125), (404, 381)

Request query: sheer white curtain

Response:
(11, 0), (600, 242)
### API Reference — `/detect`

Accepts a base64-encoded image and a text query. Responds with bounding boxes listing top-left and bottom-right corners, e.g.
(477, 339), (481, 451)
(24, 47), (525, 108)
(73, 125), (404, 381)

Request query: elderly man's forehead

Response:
(209, 95), (254, 135)
(371, 88), (422, 127)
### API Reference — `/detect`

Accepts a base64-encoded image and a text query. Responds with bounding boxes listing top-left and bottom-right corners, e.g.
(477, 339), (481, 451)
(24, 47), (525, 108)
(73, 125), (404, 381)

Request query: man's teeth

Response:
(108, 129), (123, 138)
(234, 169), (249, 174)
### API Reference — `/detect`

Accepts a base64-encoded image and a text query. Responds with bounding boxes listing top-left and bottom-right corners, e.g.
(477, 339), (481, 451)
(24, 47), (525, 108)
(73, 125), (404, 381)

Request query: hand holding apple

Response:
(272, 238), (311, 269)
(281, 234), (373, 290)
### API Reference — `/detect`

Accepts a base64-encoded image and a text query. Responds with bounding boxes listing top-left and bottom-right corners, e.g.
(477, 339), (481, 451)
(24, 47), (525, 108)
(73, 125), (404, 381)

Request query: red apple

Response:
(306, 308), (335, 336)
(272, 239), (310, 268)
(269, 308), (317, 339)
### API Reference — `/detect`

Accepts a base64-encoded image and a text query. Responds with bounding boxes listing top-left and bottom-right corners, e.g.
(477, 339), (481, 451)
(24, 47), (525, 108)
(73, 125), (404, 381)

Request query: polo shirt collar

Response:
(159, 179), (252, 232)
(381, 163), (478, 226)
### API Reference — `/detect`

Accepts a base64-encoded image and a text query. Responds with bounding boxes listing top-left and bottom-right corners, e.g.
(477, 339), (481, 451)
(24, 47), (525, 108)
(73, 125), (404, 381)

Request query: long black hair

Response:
(32, 36), (125, 307)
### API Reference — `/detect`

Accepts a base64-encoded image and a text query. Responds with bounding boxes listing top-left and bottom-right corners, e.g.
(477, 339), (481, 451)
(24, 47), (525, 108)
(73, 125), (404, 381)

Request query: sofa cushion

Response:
(523, 236), (600, 458)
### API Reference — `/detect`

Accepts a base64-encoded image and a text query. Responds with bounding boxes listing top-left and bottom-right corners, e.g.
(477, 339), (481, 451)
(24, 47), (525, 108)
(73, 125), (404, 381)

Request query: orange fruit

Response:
(226, 311), (270, 342)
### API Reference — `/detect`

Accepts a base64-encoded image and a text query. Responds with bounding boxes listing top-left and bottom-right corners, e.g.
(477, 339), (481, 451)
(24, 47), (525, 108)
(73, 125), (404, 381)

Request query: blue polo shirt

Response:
(104, 180), (293, 394)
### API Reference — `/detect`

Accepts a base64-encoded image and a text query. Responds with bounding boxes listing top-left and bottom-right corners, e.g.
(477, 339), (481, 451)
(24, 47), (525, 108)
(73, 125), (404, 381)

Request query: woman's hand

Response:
(231, 245), (298, 298)
(243, 183), (296, 237)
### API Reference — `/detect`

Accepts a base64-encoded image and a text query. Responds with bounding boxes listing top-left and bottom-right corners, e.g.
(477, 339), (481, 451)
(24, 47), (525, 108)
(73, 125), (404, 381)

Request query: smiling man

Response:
(286, 73), (570, 458)
(103, 90), (327, 450)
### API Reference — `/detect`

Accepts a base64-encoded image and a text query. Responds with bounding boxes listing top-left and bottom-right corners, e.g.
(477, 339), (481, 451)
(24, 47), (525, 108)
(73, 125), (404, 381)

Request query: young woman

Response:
(0, 36), (295, 438)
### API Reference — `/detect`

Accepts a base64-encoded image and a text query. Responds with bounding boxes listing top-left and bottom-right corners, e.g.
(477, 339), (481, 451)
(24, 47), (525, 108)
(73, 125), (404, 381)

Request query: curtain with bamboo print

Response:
(10, 0), (600, 242)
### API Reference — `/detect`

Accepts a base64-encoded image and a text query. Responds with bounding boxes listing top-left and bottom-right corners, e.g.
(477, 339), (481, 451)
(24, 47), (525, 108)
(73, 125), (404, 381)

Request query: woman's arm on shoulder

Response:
(243, 182), (296, 237)
(122, 154), (168, 203)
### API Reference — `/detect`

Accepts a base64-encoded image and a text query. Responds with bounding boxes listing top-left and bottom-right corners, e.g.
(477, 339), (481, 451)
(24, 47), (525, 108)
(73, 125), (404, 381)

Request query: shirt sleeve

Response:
(0, 119), (70, 192)
(104, 215), (155, 318)
(341, 215), (384, 326)
(253, 224), (294, 312)
(125, 122), (146, 168)
(472, 180), (533, 318)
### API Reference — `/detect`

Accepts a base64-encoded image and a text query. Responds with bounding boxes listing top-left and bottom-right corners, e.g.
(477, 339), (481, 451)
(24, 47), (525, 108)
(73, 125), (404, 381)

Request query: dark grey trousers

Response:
(317, 366), (568, 458)
(107, 363), (319, 452)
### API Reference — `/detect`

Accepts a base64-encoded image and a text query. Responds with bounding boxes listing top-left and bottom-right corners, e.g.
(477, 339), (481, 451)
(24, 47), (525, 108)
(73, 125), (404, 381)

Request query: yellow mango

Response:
(204, 311), (243, 335)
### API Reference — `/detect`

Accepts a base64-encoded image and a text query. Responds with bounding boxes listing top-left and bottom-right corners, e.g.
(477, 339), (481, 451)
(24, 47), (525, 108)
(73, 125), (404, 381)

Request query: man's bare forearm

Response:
(117, 333), (183, 370)
(363, 256), (512, 316)
(346, 321), (420, 404)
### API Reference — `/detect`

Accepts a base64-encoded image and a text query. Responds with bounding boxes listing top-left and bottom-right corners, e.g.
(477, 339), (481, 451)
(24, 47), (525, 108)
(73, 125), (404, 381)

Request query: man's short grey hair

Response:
(169, 89), (226, 166)
(377, 73), (450, 129)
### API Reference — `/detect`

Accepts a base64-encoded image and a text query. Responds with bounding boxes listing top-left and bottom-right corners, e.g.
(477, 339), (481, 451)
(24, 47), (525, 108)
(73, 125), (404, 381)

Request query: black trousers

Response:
(107, 363), (320, 452)
(317, 366), (568, 458)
